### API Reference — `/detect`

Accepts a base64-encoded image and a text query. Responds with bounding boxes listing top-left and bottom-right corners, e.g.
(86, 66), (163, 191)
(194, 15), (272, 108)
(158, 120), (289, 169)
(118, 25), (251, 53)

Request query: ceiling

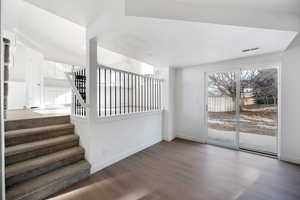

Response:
(24, 0), (104, 27)
(93, 16), (297, 67)
(25, 0), (300, 29)
(125, 0), (300, 32)
(19, 3), (86, 62)
(19, 0), (300, 67)
(4, 0), (86, 65)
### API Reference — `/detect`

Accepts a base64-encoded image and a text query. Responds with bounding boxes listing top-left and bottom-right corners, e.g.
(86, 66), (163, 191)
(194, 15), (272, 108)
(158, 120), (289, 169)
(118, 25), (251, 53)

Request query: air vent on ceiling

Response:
(242, 47), (260, 53)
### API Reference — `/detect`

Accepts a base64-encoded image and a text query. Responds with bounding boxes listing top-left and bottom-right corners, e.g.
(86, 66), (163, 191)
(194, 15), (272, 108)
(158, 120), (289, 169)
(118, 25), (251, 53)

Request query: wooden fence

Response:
(208, 96), (235, 112)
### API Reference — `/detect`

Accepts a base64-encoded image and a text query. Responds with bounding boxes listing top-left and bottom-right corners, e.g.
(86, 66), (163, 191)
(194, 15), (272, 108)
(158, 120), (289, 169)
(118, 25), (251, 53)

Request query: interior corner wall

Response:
(281, 34), (300, 164)
(160, 67), (176, 141)
(175, 66), (206, 142)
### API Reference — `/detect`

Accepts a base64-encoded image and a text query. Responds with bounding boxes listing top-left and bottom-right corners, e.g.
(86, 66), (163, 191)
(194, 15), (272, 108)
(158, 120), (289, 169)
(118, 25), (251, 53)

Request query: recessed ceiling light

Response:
(242, 47), (260, 53)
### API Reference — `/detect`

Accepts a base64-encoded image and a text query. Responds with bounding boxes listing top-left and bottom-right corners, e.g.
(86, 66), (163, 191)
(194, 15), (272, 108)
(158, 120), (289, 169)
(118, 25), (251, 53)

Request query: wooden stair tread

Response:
(5, 135), (79, 157)
(6, 147), (84, 178)
(6, 161), (90, 200)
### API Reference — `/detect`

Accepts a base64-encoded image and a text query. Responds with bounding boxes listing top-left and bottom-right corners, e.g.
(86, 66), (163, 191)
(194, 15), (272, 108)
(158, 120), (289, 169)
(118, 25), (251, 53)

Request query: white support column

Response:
(87, 37), (98, 122)
(161, 67), (176, 142)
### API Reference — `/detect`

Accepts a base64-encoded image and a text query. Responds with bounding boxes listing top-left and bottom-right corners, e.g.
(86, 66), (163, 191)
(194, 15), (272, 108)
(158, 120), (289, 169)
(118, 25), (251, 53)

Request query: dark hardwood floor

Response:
(50, 139), (300, 200)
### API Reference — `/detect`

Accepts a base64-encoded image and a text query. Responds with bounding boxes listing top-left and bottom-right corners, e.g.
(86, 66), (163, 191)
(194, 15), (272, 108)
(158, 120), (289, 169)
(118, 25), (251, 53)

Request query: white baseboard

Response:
(279, 155), (300, 165)
(90, 138), (162, 174)
(176, 132), (206, 143)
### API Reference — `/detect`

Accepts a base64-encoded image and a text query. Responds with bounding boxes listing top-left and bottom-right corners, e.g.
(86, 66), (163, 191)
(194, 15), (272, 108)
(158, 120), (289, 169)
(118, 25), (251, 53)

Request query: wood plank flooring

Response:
(50, 139), (300, 200)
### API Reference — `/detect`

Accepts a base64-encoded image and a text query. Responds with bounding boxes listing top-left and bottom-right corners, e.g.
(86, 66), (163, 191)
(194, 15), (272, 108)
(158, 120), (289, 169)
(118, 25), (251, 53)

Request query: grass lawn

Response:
(208, 105), (277, 136)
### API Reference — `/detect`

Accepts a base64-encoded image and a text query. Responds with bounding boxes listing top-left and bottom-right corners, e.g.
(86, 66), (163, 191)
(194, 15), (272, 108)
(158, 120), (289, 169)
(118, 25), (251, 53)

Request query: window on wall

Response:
(44, 61), (72, 80)
(43, 60), (73, 106)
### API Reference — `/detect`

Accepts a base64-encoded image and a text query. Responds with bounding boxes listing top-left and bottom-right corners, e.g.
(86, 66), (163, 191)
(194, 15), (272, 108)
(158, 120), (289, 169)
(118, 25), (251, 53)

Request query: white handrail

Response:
(98, 64), (163, 81)
(65, 72), (89, 108)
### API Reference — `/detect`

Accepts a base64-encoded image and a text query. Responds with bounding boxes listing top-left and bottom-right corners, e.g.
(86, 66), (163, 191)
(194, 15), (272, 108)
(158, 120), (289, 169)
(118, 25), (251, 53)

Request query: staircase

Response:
(5, 115), (91, 200)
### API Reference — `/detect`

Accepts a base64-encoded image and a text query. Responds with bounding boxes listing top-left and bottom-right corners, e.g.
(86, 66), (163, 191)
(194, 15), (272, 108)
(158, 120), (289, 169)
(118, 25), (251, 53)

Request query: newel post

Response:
(87, 37), (98, 121)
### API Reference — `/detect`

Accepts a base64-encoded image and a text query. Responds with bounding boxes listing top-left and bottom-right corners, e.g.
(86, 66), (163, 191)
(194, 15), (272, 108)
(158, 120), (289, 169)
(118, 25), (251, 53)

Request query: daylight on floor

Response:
(1, 0), (300, 200)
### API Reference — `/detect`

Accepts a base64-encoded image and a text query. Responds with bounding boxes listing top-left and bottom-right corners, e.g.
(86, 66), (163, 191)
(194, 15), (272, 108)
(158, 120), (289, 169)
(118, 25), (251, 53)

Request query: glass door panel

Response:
(239, 68), (278, 154)
(207, 71), (237, 147)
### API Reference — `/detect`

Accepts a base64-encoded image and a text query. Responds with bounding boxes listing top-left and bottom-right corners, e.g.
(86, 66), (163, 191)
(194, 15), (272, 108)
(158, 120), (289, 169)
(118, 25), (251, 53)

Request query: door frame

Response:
(0, 0), (5, 198)
(25, 48), (43, 109)
(204, 65), (280, 156)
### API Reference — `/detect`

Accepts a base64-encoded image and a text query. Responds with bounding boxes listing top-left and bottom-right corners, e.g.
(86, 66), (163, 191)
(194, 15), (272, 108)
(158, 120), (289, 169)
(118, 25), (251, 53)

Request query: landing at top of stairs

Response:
(5, 115), (70, 131)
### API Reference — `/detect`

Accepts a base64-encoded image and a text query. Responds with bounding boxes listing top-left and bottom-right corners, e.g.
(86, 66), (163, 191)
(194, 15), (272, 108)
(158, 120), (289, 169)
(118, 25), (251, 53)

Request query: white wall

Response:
(8, 81), (26, 109)
(281, 34), (300, 164)
(7, 40), (27, 109)
(6, 40), (44, 109)
(43, 60), (72, 106)
(5, 35), (74, 109)
(43, 87), (71, 105)
(72, 112), (162, 173)
(175, 66), (206, 142)
(175, 52), (282, 143)
(161, 67), (176, 141)
(175, 48), (300, 165)
(98, 47), (154, 75)
(72, 38), (165, 175)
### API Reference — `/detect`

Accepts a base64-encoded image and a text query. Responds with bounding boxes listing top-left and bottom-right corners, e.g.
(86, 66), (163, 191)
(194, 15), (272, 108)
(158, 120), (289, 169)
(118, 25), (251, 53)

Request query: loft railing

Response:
(97, 65), (162, 117)
(65, 67), (87, 117)
(67, 65), (163, 118)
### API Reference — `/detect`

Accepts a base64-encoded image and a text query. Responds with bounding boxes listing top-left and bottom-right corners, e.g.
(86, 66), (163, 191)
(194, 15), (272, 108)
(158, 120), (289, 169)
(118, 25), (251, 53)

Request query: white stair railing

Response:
(65, 72), (89, 117)
(65, 71), (89, 110)
(97, 64), (163, 117)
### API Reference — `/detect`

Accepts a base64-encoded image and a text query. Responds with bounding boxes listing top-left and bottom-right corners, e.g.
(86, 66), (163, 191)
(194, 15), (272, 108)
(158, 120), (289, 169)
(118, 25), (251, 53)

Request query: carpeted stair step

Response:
(5, 115), (70, 131)
(5, 124), (74, 147)
(5, 135), (80, 165)
(6, 147), (85, 187)
(6, 160), (90, 200)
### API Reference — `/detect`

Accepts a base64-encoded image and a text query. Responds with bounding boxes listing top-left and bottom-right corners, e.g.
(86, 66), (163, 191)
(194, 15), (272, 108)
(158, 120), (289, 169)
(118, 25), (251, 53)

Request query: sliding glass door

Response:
(206, 68), (278, 155)
(239, 68), (278, 154)
(207, 71), (238, 148)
